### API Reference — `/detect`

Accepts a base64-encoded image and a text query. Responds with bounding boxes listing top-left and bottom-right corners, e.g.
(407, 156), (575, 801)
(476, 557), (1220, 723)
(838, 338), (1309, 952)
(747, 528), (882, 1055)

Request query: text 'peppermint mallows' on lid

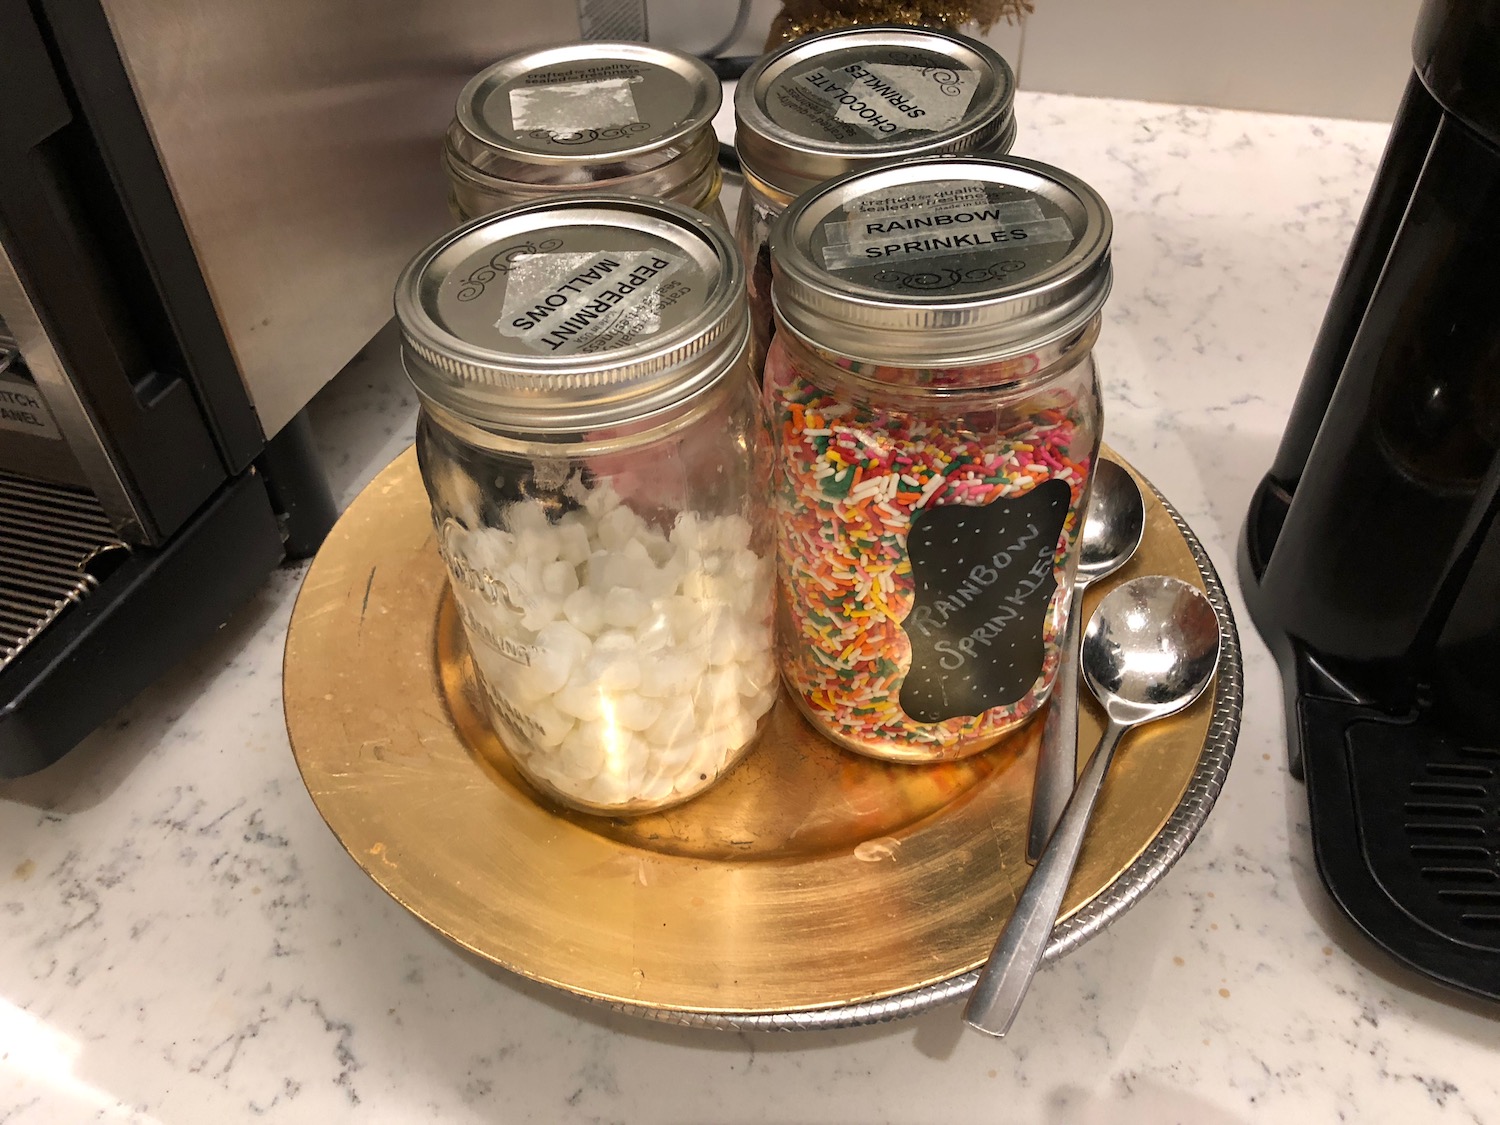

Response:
(396, 196), (746, 436)
(770, 155), (1113, 367)
(735, 25), (1017, 198)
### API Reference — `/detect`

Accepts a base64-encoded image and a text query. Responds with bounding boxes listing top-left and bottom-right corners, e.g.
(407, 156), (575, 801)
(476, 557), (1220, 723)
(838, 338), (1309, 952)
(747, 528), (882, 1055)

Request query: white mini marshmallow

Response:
(520, 597), (560, 633)
(507, 499), (551, 536)
(602, 586), (651, 629)
(655, 738), (696, 772)
(706, 619), (742, 667)
(541, 558), (579, 599)
(596, 503), (641, 551)
(554, 681), (606, 723)
(693, 667), (742, 725)
(579, 651), (640, 694)
(645, 695), (695, 747)
(737, 654), (777, 698)
(612, 693), (663, 732)
(634, 611), (673, 654)
(557, 720), (609, 778)
(638, 650), (702, 700)
(561, 588), (605, 635)
(555, 518), (592, 566)
(528, 700), (575, 748)
(671, 511), (704, 551)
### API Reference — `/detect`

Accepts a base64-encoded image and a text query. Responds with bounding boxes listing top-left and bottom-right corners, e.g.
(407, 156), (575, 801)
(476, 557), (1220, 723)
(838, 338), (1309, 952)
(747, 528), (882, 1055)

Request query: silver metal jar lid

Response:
(448, 43), (721, 187)
(771, 156), (1112, 367)
(734, 26), (1016, 199)
(396, 196), (746, 435)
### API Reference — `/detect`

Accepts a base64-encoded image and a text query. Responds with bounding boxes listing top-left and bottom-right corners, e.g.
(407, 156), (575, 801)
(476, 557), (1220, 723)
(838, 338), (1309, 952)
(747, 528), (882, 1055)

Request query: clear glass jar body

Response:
(764, 320), (1104, 763)
(448, 166), (728, 230)
(444, 127), (729, 231)
(417, 359), (777, 814)
(734, 171), (796, 369)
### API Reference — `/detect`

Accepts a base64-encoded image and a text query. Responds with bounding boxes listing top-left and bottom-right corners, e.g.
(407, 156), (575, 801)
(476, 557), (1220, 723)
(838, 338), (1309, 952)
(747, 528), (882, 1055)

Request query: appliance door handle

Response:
(0, 0), (263, 544)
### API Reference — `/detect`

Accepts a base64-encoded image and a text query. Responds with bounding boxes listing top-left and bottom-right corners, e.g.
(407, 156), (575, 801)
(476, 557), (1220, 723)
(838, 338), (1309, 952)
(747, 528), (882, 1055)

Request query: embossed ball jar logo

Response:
(884, 52), (965, 97)
(437, 517), (526, 614)
(872, 259), (1027, 291)
(527, 121), (651, 146)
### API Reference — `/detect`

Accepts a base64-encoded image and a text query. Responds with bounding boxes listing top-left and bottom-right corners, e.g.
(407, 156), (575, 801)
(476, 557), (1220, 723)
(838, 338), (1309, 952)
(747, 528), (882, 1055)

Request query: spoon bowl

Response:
(1084, 573), (1222, 726)
(965, 575), (1221, 1038)
(1076, 462), (1148, 581)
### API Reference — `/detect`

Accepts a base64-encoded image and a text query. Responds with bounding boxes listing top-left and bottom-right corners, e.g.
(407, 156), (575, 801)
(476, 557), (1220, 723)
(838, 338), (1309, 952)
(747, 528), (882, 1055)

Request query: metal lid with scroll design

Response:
(771, 155), (1112, 369)
(735, 25), (1016, 199)
(446, 43), (721, 205)
(397, 196), (746, 437)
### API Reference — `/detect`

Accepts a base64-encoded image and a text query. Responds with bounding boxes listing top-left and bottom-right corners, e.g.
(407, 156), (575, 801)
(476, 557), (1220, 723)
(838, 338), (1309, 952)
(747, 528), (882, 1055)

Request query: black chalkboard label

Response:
(898, 479), (1071, 723)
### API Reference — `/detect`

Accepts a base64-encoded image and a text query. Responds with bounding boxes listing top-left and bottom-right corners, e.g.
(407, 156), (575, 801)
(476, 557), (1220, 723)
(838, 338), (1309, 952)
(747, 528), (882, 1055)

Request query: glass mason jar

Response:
(444, 43), (727, 228)
(734, 25), (1017, 367)
(765, 156), (1112, 763)
(395, 197), (775, 815)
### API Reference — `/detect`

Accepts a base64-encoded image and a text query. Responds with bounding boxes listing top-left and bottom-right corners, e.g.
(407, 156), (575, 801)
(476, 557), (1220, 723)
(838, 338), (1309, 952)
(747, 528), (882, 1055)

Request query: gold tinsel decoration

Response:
(768, 0), (1033, 44)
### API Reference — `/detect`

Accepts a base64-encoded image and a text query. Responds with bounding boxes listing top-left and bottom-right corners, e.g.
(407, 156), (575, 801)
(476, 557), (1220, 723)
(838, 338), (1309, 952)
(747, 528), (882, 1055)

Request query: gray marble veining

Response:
(2, 91), (1497, 1124)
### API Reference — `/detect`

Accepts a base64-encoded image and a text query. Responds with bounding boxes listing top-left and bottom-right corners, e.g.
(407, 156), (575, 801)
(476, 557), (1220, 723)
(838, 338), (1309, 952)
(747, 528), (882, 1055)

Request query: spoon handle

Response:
(1026, 581), (1088, 863)
(964, 717), (1130, 1038)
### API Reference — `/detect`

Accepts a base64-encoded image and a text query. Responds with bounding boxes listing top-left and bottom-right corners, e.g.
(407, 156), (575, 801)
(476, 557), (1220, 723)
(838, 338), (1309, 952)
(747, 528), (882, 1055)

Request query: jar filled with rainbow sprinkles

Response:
(766, 155), (1112, 762)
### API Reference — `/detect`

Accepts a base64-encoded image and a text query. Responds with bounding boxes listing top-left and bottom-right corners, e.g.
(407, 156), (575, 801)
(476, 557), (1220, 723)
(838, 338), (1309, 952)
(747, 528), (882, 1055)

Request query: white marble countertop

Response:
(4, 90), (1499, 1124)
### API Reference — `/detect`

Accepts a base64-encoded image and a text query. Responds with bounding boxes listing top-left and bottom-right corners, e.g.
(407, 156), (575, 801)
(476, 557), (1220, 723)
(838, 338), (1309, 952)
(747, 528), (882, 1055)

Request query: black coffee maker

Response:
(1241, 0), (1500, 1001)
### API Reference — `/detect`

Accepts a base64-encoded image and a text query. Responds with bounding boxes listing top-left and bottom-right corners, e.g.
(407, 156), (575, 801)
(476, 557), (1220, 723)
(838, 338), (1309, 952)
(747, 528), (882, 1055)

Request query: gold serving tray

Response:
(284, 446), (1241, 1028)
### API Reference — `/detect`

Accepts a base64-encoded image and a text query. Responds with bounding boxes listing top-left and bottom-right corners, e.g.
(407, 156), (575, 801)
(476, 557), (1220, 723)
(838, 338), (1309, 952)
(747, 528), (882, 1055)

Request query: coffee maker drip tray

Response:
(1296, 692), (1500, 991)
(0, 471), (128, 672)
(1344, 718), (1500, 945)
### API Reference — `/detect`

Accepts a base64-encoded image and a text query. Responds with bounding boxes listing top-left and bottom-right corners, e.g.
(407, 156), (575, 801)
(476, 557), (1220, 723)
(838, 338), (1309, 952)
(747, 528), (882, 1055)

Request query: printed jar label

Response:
(767, 53), (976, 143)
(897, 479), (1071, 723)
(488, 60), (695, 155)
(821, 196), (1071, 271)
(494, 249), (687, 355)
(814, 180), (1081, 295)
(508, 76), (644, 142)
(0, 371), (61, 440)
(820, 184), (1073, 272)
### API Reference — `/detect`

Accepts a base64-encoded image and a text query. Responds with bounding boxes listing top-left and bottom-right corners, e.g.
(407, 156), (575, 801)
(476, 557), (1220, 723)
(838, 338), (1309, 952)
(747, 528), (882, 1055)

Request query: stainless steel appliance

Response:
(0, 0), (580, 774)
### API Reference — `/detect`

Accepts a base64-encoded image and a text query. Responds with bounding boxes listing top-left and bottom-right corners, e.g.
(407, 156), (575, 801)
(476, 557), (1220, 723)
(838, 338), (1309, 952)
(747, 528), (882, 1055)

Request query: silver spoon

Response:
(963, 575), (1221, 1038)
(1027, 462), (1146, 863)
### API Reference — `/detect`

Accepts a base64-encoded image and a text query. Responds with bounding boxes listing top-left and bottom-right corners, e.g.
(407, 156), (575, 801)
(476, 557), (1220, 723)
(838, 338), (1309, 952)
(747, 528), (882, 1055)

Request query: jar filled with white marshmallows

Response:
(396, 196), (776, 815)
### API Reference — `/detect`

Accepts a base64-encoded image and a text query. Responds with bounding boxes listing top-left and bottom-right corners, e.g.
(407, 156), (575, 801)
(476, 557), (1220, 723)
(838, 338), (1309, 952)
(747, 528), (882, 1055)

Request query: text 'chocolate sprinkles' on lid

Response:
(735, 25), (1017, 198)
